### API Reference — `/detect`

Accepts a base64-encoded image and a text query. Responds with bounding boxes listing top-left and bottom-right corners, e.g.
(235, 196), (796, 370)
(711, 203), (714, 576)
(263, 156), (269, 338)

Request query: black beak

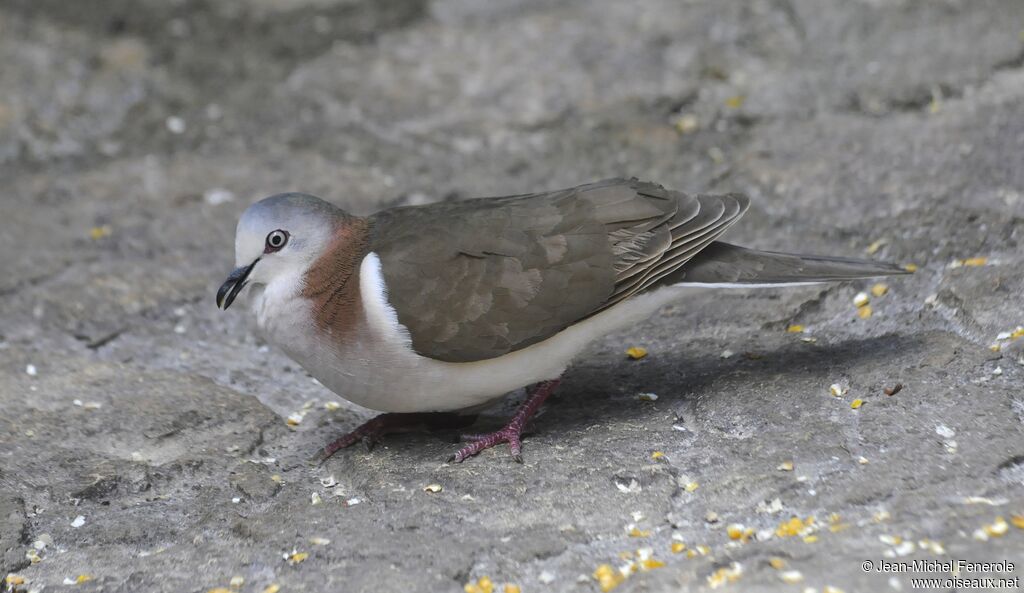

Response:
(216, 259), (258, 310)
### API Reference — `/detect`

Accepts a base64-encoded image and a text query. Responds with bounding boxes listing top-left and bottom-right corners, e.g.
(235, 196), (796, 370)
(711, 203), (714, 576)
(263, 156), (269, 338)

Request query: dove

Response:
(217, 178), (907, 463)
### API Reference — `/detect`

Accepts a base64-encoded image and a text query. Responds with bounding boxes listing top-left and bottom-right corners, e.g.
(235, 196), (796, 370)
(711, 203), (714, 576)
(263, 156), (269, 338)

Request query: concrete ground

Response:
(2, 0), (1023, 591)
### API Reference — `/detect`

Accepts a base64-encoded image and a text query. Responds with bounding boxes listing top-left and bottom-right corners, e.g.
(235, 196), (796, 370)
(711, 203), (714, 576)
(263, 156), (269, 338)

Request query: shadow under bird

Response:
(216, 178), (907, 463)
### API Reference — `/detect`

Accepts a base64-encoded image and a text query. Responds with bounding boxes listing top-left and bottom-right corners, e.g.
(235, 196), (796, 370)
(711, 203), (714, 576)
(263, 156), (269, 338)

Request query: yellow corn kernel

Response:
(777, 461), (794, 471)
(1010, 515), (1024, 529)
(651, 451), (665, 460)
(6, 575), (27, 586)
(1012, 328), (1024, 339)
(628, 527), (651, 538)
(803, 535), (819, 543)
(786, 325), (805, 333)
(903, 263), (918, 272)
(850, 399), (864, 409)
(984, 517), (1009, 537)
(625, 347), (648, 360)
(208, 589), (232, 593)
(287, 551), (309, 565)
(263, 585), (281, 593)
(858, 305), (873, 319)
(670, 542), (686, 554)
(725, 95), (745, 108)
(871, 283), (889, 297)
(768, 557), (787, 570)
(726, 524), (744, 540)
(684, 481), (699, 492)
(640, 559), (665, 570)
(865, 239), (887, 255)
(961, 257), (988, 267)
(593, 564), (626, 592)
(503, 585), (521, 593)
(89, 225), (112, 240)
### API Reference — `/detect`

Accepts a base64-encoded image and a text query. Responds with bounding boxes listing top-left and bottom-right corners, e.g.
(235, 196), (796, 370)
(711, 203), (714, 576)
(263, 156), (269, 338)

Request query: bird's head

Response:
(216, 192), (348, 310)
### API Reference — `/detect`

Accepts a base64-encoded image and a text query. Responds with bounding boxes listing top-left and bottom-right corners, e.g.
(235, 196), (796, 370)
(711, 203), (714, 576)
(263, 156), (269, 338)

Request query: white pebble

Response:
(538, 571), (556, 584)
(165, 116), (186, 134)
(70, 515), (85, 528)
(935, 425), (956, 439)
(25, 364), (37, 376)
(203, 188), (235, 205)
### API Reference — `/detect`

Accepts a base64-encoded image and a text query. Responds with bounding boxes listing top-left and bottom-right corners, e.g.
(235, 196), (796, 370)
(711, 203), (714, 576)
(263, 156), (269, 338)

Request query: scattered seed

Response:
(883, 383), (903, 396)
(786, 325), (805, 333)
(777, 461), (794, 471)
(706, 562), (743, 589)
(262, 586), (281, 593)
(89, 225), (112, 240)
(769, 557), (787, 570)
(850, 399), (864, 409)
(959, 257), (988, 267)
(593, 564), (626, 592)
(870, 283), (889, 297)
(857, 456), (870, 465)
(650, 451), (665, 460)
(6, 575), (27, 587)
(829, 383), (847, 397)
(684, 481), (699, 492)
(779, 570), (804, 584)
(323, 401), (341, 411)
(903, 263), (918, 272)
(670, 541), (686, 554)
(285, 550), (308, 565)
(725, 95), (745, 109)
(625, 347), (648, 360)
(637, 392), (658, 401)
(229, 576), (244, 588)
(464, 576), (495, 593)
(423, 484), (443, 493)
(858, 305), (873, 319)
(853, 292), (870, 308)
(674, 114), (699, 134)
(309, 537), (331, 546)
(983, 516), (1009, 537)
(865, 239), (887, 255)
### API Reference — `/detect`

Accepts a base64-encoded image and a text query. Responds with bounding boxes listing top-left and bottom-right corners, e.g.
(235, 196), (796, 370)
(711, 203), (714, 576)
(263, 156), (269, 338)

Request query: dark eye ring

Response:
(265, 229), (289, 252)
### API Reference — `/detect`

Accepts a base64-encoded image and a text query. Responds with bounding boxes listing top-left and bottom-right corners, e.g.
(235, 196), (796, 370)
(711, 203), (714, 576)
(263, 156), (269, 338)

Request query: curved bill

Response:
(216, 259), (258, 310)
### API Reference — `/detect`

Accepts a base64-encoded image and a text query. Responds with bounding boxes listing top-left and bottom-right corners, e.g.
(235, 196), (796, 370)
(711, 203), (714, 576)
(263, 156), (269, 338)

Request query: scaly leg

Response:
(314, 412), (474, 464)
(448, 379), (561, 464)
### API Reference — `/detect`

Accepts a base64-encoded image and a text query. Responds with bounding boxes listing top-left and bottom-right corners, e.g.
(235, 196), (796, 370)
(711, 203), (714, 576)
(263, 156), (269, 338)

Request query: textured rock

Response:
(1, 0), (1022, 591)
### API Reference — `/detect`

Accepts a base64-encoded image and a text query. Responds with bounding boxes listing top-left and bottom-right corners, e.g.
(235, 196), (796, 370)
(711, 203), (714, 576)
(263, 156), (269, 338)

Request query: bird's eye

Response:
(265, 229), (289, 252)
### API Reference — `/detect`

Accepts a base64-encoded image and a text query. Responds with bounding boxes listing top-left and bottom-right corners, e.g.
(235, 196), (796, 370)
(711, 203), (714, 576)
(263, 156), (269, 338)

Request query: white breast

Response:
(259, 252), (690, 413)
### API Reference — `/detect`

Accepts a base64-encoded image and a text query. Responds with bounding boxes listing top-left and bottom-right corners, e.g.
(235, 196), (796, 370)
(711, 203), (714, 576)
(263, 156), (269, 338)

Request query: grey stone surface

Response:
(1, 0), (1023, 592)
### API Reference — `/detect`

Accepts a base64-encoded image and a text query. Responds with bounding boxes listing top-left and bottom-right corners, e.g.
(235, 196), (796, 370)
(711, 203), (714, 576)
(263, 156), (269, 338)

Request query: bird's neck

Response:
(300, 217), (372, 336)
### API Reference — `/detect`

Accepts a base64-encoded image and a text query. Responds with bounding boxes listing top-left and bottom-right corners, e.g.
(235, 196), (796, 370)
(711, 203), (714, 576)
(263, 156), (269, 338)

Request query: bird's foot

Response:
(313, 412), (471, 464)
(448, 378), (561, 464)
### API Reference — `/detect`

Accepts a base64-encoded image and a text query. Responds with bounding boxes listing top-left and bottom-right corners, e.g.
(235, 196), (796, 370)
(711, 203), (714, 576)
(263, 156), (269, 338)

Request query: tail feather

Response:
(673, 242), (910, 285)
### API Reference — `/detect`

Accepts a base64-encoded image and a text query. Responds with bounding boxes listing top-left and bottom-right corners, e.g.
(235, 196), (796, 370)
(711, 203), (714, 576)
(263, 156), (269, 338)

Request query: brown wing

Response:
(369, 178), (748, 362)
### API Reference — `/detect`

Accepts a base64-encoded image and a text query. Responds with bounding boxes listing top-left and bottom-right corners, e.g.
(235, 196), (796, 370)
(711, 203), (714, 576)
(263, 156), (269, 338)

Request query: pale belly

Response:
(252, 253), (690, 413)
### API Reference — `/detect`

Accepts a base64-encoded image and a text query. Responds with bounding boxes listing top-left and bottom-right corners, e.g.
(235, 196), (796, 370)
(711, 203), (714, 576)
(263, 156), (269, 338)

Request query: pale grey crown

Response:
(233, 192), (350, 272)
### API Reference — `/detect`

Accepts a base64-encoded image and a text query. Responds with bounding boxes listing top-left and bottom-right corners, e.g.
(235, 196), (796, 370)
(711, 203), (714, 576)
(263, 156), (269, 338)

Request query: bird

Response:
(216, 178), (908, 463)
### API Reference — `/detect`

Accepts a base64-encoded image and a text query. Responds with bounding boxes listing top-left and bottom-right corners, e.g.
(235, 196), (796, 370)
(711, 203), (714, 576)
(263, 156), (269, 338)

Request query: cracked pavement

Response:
(1, 0), (1023, 591)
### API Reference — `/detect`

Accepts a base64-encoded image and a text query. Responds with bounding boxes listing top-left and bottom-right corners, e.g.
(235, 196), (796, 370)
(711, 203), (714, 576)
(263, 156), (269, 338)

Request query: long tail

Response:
(672, 242), (910, 286)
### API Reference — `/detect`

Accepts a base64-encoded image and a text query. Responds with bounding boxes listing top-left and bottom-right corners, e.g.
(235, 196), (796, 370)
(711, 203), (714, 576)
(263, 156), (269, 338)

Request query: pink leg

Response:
(313, 412), (472, 464)
(449, 378), (561, 464)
